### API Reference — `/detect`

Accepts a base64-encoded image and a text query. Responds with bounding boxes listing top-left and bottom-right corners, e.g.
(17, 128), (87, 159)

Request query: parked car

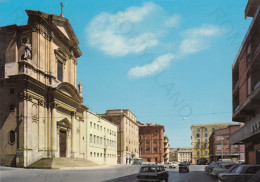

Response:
(197, 158), (208, 165)
(218, 164), (260, 182)
(142, 162), (155, 165)
(133, 158), (143, 165)
(136, 165), (168, 182)
(236, 160), (245, 164)
(179, 162), (189, 173)
(218, 159), (232, 163)
(248, 170), (260, 182)
(211, 163), (238, 176)
(164, 162), (178, 168)
(205, 161), (221, 173)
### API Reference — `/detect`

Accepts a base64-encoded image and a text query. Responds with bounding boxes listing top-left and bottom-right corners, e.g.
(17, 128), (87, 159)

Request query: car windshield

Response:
(230, 166), (239, 173)
(233, 166), (243, 173)
(141, 167), (157, 173)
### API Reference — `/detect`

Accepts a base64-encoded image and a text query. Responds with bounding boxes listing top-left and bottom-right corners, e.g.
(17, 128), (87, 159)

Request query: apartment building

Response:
(169, 148), (177, 161)
(175, 148), (192, 163)
(164, 136), (170, 163)
(230, 0), (260, 164)
(86, 111), (117, 165)
(191, 123), (238, 164)
(139, 123), (165, 164)
(209, 124), (245, 162)
(99, 109), (139, 164)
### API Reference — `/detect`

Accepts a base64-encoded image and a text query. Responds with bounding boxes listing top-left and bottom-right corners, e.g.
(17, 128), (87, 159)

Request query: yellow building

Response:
(190, 123), (238, 164)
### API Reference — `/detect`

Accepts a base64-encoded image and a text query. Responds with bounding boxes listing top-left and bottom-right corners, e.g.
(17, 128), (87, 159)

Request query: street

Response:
(0, 165), (218, 182)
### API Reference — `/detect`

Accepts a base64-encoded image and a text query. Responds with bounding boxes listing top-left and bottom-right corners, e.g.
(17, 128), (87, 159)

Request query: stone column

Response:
(71, 112), (76, 157)
(51, 104), (57, 157)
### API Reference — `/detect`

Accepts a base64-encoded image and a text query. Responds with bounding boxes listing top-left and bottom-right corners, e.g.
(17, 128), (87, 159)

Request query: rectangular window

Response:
(90, 122), (92, 128)
(205, 133), (208, 137)
(197, 128), (200, 132)
(90, 134), (92, 143)
(205, 128), (208, 132)
(10, 104), (15, 111)
(0, 64), (5, 78)
(10, 89), (14, 94)
(197, 133), (200, 138)
(57, 61), (63, 82)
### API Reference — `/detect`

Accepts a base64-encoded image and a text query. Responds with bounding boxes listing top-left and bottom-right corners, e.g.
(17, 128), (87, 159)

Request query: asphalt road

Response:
(0, 165), (218, 182)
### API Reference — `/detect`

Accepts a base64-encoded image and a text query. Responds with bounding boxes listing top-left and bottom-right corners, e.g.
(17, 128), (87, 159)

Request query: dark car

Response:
(197, 158), (208, 165)
(218, 164), (260, 182)
(136, 165), (168, 182)
(179, 162), (189, 173)
(205, 161), (221, 173)
(248, 170), (260, 182)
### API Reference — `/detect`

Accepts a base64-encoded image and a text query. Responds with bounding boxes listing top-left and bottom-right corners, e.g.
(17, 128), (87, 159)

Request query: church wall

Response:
(0, 84), (18, 166)
(0, 10), (86, 168)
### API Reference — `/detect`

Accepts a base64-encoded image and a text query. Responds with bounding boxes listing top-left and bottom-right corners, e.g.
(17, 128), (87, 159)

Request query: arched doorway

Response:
(57, 118), (72, 158)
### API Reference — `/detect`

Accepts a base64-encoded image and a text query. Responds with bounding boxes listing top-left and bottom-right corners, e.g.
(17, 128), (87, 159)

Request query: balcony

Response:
(233, 70), (260, 122)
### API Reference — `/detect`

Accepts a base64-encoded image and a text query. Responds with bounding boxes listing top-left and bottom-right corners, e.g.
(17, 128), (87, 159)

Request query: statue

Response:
(78, 82), (82, 94)
(21, 43), (32, 60)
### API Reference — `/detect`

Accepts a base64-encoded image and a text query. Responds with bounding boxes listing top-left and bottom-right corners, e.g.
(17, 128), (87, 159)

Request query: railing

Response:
(233, 80), (239, 90)
(235, 105), (240, 112)
(254, 80), (260, 91)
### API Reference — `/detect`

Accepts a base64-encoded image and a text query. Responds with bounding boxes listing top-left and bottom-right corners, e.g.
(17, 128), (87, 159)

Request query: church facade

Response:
(0, 10), (88, 167)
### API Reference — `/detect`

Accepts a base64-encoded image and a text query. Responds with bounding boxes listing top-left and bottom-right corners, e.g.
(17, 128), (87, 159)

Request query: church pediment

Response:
(56, 82), (81, 103)
(25, 9), (82, 58)
(57, 118), (71, 129)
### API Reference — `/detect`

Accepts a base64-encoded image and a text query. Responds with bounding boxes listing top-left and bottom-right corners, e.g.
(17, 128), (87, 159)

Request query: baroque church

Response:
(0, 10), (88, 167)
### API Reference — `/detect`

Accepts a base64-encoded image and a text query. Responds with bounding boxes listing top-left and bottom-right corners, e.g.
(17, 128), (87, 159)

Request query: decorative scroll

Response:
(31, 25), (53, 41)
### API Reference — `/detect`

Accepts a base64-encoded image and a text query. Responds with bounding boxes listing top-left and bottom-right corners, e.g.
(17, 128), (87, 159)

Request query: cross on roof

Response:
(60, 2), (64, 17)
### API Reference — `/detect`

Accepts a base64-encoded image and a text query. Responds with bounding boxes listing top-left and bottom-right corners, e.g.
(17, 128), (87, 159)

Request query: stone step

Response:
(28, 158), (101, 169)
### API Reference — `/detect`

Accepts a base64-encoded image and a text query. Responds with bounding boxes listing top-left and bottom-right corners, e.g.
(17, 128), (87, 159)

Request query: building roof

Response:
(190, 122), (237, 129)
(245, 0), (260, 18)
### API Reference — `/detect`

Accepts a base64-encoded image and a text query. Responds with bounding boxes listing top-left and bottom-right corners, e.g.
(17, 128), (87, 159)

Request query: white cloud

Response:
(128, 53), (175, 78)
(163, 15), (180, 27)
(87, 2), (180, 57)
(179, 25), (219, 55)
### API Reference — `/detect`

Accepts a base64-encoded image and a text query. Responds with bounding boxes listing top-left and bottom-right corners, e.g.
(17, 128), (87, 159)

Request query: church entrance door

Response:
(59, 130), (67, 157)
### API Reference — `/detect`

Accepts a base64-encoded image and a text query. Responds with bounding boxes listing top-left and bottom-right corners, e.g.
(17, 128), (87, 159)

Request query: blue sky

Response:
(0, 0), (251, 147)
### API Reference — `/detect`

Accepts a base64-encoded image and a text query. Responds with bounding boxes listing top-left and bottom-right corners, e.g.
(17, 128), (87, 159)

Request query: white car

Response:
(164, 162), (178, 168)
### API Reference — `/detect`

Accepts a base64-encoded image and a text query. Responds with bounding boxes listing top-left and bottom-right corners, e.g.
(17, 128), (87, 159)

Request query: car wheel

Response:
(165, 178), (168, 182)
